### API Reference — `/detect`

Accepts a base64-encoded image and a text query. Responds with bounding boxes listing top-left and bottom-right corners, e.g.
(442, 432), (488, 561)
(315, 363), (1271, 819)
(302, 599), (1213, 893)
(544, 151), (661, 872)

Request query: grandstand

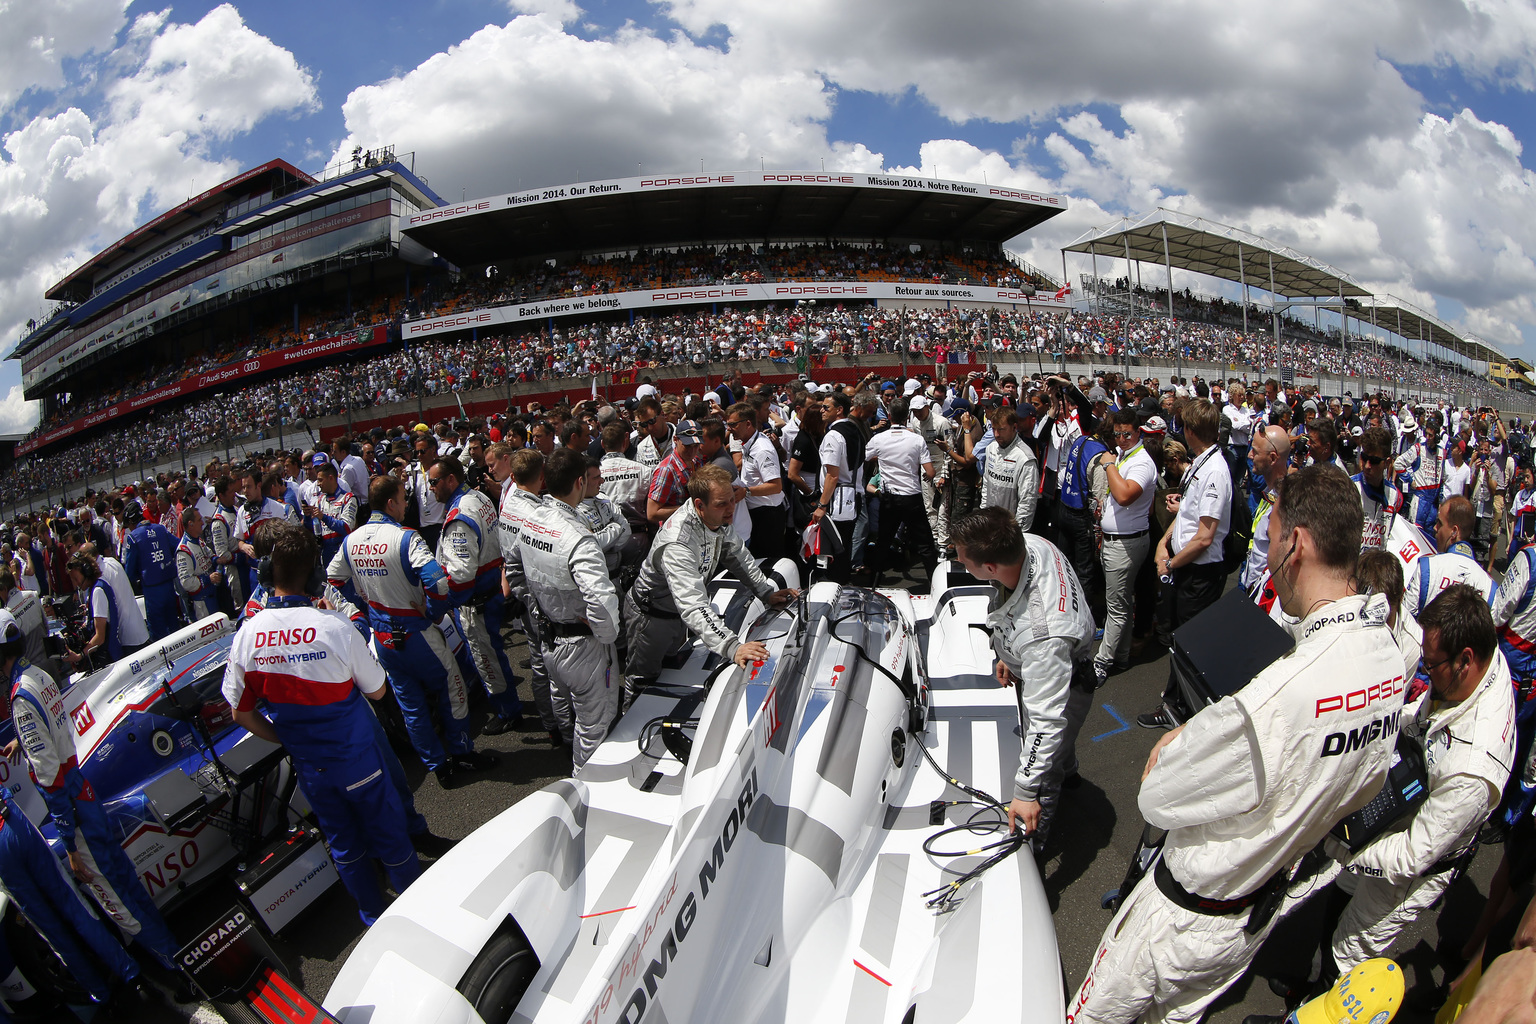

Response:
(6, 162), (1533, 514)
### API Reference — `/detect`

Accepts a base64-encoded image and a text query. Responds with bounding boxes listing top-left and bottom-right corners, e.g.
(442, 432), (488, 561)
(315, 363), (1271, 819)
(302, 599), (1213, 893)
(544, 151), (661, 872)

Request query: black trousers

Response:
(872, 492), (939, 580)
(748, 503), (788, 562)
(1057, 504), (1106, 626)
(823, 518), (859, 583)
(1159, 560), (1228, 715)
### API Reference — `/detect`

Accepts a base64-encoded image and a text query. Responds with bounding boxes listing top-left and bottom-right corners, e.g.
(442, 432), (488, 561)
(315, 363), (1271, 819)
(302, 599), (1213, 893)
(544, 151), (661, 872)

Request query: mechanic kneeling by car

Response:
(224, 525), (423, 926)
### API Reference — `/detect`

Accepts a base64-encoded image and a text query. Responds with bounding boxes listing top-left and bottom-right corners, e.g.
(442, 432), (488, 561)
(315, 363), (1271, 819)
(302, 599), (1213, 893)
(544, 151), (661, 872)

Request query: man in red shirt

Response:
(647, 420), (703, 524)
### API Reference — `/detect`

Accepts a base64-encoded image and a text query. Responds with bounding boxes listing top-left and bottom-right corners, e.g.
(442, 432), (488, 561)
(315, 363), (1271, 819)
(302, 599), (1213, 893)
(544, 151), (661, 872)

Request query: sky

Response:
(5, 0), (1536, 432)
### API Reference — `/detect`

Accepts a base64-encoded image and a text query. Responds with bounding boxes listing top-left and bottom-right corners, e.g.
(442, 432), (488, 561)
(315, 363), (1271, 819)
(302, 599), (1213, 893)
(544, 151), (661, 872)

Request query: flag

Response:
(272, 253), (285, 264)
(591, 375), (598, 400)
(1053, 283), (1071, 300)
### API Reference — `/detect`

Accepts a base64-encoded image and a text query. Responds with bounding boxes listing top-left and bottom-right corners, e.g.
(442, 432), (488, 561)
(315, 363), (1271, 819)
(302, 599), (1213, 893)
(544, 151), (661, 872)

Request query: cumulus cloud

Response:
(0, 0), (127, 109)
(332, 14), (870, 200)
(0, 385), (39, 435)
(0, 3), (318, 432)
(504, 0), (582, 22)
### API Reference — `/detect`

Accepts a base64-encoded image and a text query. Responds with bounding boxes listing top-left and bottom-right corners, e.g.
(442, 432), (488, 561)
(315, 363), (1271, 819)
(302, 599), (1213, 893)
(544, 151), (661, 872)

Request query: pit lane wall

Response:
(17, 352), (1529, 519)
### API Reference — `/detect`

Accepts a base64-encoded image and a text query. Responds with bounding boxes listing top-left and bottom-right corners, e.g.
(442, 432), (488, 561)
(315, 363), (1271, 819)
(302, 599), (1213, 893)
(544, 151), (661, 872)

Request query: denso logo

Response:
(253, 627), (318, 648)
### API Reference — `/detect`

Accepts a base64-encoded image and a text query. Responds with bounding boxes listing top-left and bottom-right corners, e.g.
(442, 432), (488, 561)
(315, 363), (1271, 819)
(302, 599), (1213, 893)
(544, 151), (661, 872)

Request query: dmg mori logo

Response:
(244, 361), (260, 373)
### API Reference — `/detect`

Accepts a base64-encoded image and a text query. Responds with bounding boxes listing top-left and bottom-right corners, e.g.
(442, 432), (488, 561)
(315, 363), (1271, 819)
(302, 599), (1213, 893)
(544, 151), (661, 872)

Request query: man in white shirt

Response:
(907, 395), (953, 550)
(1093, 409), (1159, 685)
(727, 402), (787, 560)
(332, 438), (371, 511)
(1441, 441), (1473, 502)
(812, 391), (865, 583)
(1141, 399), (1232, 729)
(867, 397), (938, 583)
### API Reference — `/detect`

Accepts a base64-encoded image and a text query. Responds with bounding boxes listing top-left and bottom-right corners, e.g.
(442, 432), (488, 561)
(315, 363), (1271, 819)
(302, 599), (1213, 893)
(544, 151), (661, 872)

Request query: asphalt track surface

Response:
(141, 565), (1499, 1024)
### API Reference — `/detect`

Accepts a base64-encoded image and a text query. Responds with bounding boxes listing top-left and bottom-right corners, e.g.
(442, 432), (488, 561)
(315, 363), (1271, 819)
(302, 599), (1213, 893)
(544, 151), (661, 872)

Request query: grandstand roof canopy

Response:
(402, 171), (1067, 266)
(47, 159), (313, 302)
(1063, 209), (1370, 299)
(1351, 295), (1498, 362)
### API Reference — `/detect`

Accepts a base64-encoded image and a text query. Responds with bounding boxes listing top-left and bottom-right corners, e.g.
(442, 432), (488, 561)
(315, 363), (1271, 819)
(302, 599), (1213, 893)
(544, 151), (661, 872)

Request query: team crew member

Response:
(598, 423), (650, 525)
(1396, 418), (1444, 534)
(1353, 427), (1403, 551)
(1303, 586), (1515, 991)
(508, 450), (619, 767)
(633, 396), (673, 472)
(1093, 410), (1158, 684)
(234, 468), (290, 595)
(1489, 528), (1536, 834)
(209, 475), (243, 615)
(306, 456), (359, 569)
(225, 528), (423, 925)
(499, 449), (563, 747)
(866, 397), (940, 581)
(1406, 496), (1493, 618)
(430, 456), (523, 735)
(1141, 399), (1233, 729)
(0, 786), (147, 1009)
(1241, 427), (1291, 594)
(578, 459), (636, 574)
(625, 464), (797, 702)
(122, 499), (181, 641)
(328, 475), (497, 790)
(979, 407), (1040, 530)
(175, 506), (221, 621)
(908, 394), (954, 550)
(728, 402), (788, 560)
(813, 391), (866, 582)
(0, 568), (60, 680)
(63, 552), (139, 667)
(2, 610), (182, 968)
(1067, 466), (1404, 1024)
(951, 508), (1095, 847)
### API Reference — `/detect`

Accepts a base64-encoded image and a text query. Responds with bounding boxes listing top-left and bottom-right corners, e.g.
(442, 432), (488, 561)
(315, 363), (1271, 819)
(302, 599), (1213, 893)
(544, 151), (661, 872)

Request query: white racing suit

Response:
(988, 534), (1095, 848)
(1491, 543), (1536, 827)
(1406, 542), (1494, 618)
(499, 487), (559, 733)
(1354, 474), (1403, 552)
(579, 493), (634, 574)
(1328, 653), (1516, 970)
(439, 486), (520, 722)
(1069, 594), (1404, 1024)
(599, 452), (651, 522)
(980, 434), (1040, 531)
(175, 533), (217, 621)
(327, 513), (471, 773)
(208, 501), (243, 613)
(9, 661), (181, 966)
(507, 499), (620, 767)
(623, 500), (776, 701)
(910, 410), (954, 548)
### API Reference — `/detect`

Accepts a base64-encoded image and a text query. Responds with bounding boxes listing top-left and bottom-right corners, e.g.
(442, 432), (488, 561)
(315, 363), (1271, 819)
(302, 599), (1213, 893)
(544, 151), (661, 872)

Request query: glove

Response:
(1323, 835), (1353, 865)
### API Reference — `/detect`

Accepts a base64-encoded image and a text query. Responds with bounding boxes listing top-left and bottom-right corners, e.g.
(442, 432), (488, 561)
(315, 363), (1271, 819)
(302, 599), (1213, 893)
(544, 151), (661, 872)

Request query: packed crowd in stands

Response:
(6, 259), (1513, 510)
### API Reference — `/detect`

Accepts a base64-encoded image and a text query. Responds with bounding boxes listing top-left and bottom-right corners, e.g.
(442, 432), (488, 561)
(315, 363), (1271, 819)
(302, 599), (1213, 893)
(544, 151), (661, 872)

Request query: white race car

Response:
(325, 565), (1058, 1024)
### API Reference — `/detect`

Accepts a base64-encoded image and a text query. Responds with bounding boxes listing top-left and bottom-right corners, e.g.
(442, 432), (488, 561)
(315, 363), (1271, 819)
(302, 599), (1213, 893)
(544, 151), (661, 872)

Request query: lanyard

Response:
(1115, 442), (1145, 470)
(1181, 444), (1220, 493)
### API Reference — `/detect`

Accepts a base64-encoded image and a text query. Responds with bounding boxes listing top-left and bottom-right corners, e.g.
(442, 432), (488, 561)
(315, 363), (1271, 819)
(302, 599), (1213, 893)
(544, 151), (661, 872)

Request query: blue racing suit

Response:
(327, 512), (471, 772)
(9, 660), (180, 967)
(123, 521), (182, 641)
(223, 598), (420, 924)
(440, 486), (520, 722)
(0, 790), (140, 1003)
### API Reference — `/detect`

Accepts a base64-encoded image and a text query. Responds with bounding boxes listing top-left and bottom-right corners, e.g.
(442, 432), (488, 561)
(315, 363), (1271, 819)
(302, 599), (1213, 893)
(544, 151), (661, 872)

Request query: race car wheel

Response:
(458, 918), (540, 1024)
(3, 902), (92, 1008)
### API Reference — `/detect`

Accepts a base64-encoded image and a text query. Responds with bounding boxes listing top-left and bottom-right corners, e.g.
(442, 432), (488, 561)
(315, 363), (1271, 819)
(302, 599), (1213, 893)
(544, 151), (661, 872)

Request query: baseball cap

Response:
(673, 420), (703, 445)
(0, 610), (19, 645)
(702, 390), (721, 403)
(904, 378), (922, 395)
(1294, 959), (1402, 1024)
(310, 453), (331, 468)
(122, 499), (144, 525)
(636, 384), (658, 400)
(910, 395), (932, 411)
(1141, 416), (1168, 436)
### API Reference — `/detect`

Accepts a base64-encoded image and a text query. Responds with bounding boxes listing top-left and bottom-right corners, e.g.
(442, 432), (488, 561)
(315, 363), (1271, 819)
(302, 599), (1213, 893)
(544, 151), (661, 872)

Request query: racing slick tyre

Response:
(457, 918), (540, 1024)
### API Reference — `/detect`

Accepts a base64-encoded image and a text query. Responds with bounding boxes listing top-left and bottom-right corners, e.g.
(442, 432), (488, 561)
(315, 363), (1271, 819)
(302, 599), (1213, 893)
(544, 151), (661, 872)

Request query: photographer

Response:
(1070, 466), (1403, 1024)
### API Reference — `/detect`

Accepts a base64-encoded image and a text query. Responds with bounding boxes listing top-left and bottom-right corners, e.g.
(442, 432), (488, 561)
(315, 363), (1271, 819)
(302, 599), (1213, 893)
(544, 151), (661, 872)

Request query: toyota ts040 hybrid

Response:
(326, 566), (1058, 1024)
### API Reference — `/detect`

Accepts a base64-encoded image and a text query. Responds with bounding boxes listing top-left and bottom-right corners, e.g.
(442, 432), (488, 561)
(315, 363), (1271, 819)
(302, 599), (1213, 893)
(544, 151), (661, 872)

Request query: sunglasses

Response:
(637, 418), (657, 429)
(1360, 454), (1386, 466)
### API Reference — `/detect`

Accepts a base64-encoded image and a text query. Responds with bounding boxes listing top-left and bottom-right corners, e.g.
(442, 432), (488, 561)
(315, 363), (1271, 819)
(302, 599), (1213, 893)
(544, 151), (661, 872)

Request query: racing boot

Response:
(453, 750), (500, 773)
(481, 711), (523, 735)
